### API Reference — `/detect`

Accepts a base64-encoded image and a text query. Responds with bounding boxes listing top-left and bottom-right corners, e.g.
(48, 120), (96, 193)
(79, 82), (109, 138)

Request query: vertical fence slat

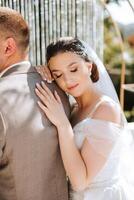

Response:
(0, 0), (103, 64)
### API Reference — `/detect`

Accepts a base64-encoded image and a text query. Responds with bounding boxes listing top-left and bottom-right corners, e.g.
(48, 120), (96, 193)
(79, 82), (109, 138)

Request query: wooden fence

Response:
(0, 0), (103, 65)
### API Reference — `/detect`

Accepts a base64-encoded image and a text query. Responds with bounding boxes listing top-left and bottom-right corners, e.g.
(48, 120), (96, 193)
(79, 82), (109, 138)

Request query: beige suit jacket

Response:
(0, 62), (70, 200)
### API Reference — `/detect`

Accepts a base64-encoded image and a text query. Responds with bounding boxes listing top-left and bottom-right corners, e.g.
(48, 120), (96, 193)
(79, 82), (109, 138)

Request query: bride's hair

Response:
(46, 37), (99, 82)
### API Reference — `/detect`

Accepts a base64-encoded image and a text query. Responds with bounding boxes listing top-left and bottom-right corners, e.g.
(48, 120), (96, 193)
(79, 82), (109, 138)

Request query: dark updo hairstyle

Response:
(46, 37), (99, 82)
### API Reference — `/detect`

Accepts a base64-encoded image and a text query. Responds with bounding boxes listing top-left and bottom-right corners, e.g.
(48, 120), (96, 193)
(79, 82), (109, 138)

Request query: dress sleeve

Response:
(76, 119), (123, 158)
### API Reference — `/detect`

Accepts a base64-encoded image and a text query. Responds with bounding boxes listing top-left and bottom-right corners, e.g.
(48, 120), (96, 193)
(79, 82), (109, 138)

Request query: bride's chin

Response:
(68, 91), (82, 98)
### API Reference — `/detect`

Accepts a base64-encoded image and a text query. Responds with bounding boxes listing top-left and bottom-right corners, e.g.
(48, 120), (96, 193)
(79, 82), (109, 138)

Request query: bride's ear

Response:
(86, 62), (93, 74)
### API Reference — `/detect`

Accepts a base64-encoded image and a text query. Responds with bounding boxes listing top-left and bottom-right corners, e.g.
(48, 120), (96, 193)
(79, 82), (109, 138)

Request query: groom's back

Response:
(0, 63), (70, 200)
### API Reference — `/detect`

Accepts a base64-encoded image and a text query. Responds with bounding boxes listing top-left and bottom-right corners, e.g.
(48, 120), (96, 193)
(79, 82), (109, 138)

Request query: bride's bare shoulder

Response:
(92, 101), (121, 124)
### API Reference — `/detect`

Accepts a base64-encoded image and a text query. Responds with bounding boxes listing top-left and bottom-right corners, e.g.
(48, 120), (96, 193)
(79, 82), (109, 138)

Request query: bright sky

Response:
(107, 1), (134, 25)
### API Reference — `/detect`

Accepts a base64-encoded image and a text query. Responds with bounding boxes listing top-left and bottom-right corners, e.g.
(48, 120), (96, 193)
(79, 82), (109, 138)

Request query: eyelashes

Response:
(55, 74), (62, 79)
(54, 68), (78, 79)
(70, 68), (77, 72)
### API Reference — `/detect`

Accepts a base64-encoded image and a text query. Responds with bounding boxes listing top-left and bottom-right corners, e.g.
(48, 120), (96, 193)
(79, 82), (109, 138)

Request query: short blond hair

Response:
(0, 7), (29, 52)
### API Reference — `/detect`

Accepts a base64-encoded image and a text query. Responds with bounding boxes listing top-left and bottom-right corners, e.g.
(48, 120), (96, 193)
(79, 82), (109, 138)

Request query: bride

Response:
(35, 37), (134, 199)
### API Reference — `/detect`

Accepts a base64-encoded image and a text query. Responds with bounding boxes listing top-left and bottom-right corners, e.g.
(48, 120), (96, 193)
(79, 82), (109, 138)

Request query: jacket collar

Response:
(0, 61), (36, 78)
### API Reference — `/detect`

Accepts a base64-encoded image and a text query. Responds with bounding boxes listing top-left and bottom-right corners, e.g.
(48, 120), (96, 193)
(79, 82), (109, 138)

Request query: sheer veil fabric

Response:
(69, 41), (134, 199)
(84, 40), (134, 182)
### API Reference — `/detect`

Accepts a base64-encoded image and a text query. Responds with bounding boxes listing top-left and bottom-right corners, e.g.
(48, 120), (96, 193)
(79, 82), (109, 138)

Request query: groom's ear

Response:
(4, 37), (17, 56)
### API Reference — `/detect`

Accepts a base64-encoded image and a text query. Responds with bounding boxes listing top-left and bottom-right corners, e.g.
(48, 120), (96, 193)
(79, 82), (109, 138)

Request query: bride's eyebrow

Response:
(51, 62), (77, 73)
(68, 62), (77, 67)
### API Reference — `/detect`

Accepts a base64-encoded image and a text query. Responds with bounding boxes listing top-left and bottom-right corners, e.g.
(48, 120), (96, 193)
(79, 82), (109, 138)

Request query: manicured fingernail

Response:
(47, 80), (52, 83)
(35, 88), (38, 93)
(36, 83), (39, 87)
(37, 101), (42, 107)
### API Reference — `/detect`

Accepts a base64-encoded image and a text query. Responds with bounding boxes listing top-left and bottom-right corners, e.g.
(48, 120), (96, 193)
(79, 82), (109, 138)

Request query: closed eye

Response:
(53, 74), (62, 79)
(70, 68), (77, 72)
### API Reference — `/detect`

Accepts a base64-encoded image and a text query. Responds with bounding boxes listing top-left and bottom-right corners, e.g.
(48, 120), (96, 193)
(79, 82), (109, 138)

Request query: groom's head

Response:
(0, 7), (29, 72)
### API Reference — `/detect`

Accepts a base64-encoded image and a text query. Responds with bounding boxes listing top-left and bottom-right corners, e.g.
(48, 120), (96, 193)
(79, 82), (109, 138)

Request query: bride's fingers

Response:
(35, 66), (44, 75)
(36, 82), (55, 101)
(35, 87), (50, 106)
(41, 81), (55, 98)
(54, 91), (62, 103)
(35, 83), (49, 98)
(35, 66), (54, 83)
(43, 67), (54, 82)
(41, 67), (50, 81)
(35, 66), (48, 81)
(37, 101), (48, 114)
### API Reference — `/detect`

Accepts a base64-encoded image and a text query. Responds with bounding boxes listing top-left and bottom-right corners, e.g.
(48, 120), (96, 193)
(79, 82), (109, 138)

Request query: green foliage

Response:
(104, 17), (134, 73)
(104, 18), (122, 69)
(104, 16), (134, 121)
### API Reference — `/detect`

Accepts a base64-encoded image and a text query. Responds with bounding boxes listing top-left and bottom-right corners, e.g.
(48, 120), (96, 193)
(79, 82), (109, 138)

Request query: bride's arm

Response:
(57, 125), (88, 191)
(57, 103), (121, 191)
(35, 83), (120, 192)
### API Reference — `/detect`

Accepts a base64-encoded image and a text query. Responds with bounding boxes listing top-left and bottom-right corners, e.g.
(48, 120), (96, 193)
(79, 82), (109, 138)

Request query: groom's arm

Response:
(0, 111), (6, 165)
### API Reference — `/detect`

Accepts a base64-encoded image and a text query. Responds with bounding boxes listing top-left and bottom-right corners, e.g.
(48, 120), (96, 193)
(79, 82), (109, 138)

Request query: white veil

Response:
(82, 41), (130, 125)
(81, 41), (134, 193)
(83, 42), (119, 103)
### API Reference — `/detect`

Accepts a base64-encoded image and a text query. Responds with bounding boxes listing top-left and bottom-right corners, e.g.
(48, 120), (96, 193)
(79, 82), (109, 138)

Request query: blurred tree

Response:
(104, 15), (134, 121)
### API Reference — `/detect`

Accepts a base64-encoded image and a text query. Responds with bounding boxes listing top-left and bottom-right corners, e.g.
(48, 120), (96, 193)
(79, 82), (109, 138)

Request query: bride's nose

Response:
(63, 74), (73, 85)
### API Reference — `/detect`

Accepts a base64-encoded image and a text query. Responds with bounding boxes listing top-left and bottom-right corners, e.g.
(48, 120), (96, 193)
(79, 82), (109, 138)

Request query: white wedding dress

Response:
(69, 98), (134, 200)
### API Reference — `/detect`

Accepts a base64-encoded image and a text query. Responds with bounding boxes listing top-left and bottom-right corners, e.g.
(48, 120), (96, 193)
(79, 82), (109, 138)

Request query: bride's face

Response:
(48, 52), (92, 97)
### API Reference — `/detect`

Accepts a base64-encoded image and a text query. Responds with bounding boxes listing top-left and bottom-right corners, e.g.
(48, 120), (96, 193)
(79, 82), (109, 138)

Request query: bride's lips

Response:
(67, 83), (79, 90)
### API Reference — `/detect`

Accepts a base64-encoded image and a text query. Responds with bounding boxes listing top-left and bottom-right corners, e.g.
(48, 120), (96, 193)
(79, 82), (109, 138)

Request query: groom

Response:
(0, 7), (70, 200)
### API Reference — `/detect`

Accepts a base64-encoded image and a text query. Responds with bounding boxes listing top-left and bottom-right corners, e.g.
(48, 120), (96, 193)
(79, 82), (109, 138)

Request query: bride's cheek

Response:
(56, 80), (62, 87)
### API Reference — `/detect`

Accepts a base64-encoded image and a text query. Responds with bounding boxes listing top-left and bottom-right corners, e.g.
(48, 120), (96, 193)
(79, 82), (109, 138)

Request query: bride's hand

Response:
(35, 81), (70, 128)
(35, 65), (54, 83)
